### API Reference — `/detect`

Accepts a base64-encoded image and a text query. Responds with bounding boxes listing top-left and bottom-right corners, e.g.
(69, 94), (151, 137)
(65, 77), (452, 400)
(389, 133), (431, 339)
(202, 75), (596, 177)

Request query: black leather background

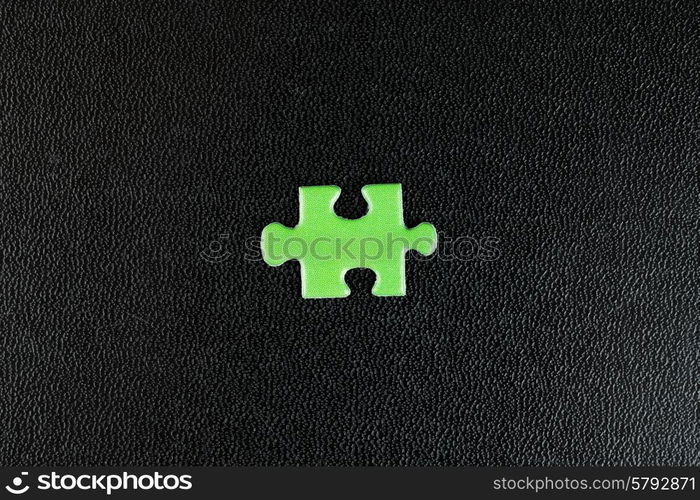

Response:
(0, 1), (698, 466)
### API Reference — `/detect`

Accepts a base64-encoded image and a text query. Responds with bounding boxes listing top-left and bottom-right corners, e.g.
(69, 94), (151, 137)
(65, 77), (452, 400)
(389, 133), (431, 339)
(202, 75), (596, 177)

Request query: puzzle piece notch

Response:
(261, 184), (437, 298)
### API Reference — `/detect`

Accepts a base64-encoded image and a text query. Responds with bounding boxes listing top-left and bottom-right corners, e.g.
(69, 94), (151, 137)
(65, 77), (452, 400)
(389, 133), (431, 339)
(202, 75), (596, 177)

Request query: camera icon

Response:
(5, 472), (29, 494)
(200, 233), (231, 263)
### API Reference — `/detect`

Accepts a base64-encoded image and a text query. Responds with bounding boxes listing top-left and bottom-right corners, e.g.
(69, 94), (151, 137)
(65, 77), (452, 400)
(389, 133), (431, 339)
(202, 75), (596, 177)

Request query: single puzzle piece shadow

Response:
(261, 184), (437, 298)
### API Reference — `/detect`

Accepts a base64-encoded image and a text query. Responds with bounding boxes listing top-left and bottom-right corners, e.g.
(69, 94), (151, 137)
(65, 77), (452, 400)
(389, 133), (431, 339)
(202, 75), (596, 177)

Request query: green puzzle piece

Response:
(261, 184), (437, 298)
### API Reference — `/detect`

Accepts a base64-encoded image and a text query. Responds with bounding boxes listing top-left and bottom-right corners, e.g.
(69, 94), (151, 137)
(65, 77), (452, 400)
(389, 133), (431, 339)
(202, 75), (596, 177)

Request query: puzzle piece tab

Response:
(261, 184), (437, 298)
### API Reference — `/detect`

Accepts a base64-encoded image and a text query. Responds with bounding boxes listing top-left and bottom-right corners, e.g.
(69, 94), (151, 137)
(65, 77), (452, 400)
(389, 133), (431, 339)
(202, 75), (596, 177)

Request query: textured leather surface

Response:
(0, 1), (698, 466)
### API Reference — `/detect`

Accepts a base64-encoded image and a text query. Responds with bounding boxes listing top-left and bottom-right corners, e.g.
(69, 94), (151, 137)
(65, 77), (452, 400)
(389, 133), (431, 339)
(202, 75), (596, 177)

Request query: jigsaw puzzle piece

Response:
(261, 183), (438, 299)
